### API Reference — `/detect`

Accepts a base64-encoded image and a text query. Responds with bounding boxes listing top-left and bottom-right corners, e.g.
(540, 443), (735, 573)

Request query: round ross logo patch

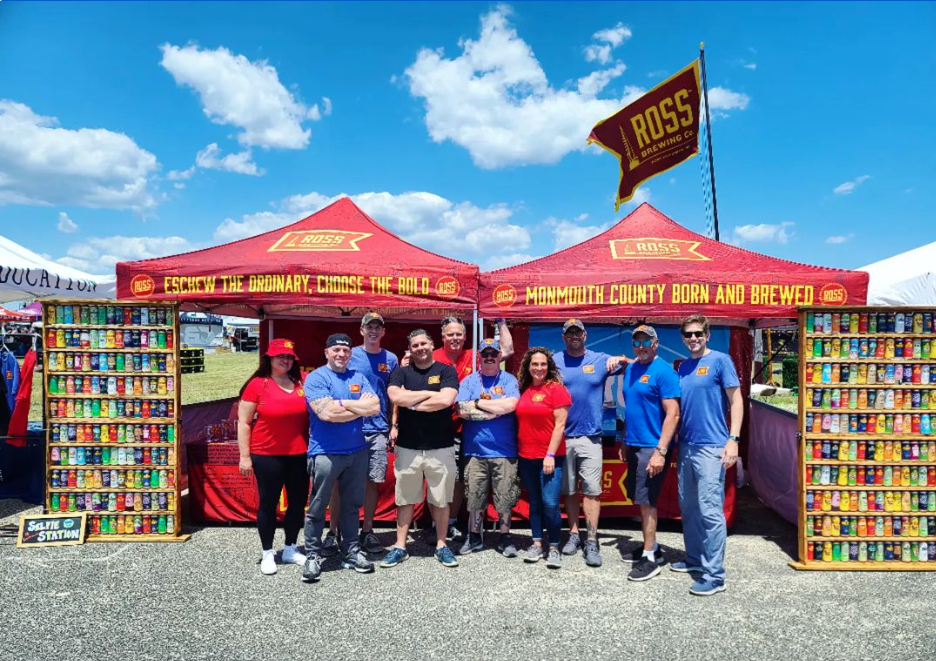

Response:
(818, 283), (848, 306)
(436, 276), (460, 300)
(130, 274), (155, 298)
(492, 284), (517, 308)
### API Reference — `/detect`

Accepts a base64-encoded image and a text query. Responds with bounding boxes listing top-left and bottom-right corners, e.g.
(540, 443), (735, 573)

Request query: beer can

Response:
(913, 311), (924, 333)
(804, 312), (813, 332)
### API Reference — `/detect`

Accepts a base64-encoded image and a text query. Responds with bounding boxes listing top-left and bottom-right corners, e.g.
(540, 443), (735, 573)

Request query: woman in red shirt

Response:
(515, 347), (571, 568)
(238, 338), (310, 575)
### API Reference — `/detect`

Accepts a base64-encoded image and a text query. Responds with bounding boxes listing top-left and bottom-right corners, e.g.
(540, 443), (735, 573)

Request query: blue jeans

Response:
(519, 457), (565, 547)
(677, 445), (727, 584)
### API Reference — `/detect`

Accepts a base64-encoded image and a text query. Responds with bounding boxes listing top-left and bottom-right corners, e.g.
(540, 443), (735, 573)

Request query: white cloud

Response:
(214, 190), (531, 260)
(825, 234), (854, 244)
(57, 212), (78, 234)
(549, 217), (614, 251)
(626, 187), (651, 207)
(0, 100), (158, 211)
(583, 44), (612, 65)
(58, 235), (198, 273)
(743, 62), (757, 70)
(195, 143), (263, 176)
(483, 252), (537, 270)
(159, 43), (325, 150)
(707, 87), (750, 112)
(833, 175), (871, 196)
(732, 221), (794, 244)
(592, 23), (632, 49)
(404, 7), (651, 169)
(167, 166), (195, 181)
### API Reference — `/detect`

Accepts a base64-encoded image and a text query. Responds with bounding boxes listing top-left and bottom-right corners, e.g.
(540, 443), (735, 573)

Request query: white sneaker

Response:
(281, 544), (307, 566)
(260, 550), (277, 575)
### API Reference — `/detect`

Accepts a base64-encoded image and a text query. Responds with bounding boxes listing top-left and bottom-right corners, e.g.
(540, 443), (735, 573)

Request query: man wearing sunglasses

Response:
(432, 316), (514, 541)
(454, 338), (521, 557)
(673, 315), (743, 596)
(554, 318), (629, 567)
(621, 324), (681, 582)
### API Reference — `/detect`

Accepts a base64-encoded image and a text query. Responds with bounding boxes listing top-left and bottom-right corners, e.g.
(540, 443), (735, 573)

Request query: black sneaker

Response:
(457, 532), (484, 555)
(496, 533), (518, 558)
(341, 550), (375, 574)
(628, 556), (662, 582)
(359, 531), (385, 555)
(302, 556), (322, 583)
(320, 531), (339, 558)
(623, 546), (666, 565)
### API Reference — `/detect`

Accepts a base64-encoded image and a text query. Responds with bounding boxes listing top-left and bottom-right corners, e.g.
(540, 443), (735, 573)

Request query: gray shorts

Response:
(366, 432), (389, 483)
(463, 456), (520, 514)
(561, 435), (604, 497)
(625, 445), (670, 506)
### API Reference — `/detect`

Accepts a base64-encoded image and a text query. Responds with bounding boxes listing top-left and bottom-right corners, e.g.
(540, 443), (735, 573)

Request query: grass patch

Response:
(28, 351), (259, 422)
(752, 393), (798, 413)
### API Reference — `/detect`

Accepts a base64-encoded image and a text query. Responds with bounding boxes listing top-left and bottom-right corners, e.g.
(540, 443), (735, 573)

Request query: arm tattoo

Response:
(311, 398), (332, 415)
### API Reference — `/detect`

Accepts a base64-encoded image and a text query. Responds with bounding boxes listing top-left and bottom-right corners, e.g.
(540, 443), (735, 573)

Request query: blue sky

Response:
(1, 1), (933, 275)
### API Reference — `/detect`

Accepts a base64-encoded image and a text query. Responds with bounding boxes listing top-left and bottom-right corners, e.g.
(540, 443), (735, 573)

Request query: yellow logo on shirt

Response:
(640, 375), (650, 383)
(378, 363), (389, 372)
(532, 394), (546, 402)
(583, 365), (595, 374)
(463, 367), (473, 375)
(480, 392), (492, 400)
(428, 375), (441, 385)
(350, 384), (361, 393)
(696, 367), (709, 376)
(296, 387), (304, 397)
(493, 386), (504, 395)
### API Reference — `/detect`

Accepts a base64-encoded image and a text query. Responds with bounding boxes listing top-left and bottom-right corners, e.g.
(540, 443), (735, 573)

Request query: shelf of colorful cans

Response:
(806, 333), (936, 339)
(46, 370), (173, 376)
(804, 433), (936, 439)
(46, 324), (172, 331)
(807, 460), (936, 465)
(45, 347), (175, 353)
(45, 417), (173, 423)
(805, 485), (935, 491)
(48, 488), (175, 493)
(49, 393), (175, 399)
(806, 358), (936, 364)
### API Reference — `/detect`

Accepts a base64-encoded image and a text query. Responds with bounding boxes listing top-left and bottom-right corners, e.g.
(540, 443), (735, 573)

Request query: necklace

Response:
(480, 371), (501, 399)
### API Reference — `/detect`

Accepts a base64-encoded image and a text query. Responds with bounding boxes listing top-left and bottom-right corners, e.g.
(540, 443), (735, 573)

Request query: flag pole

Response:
(699, 43), (720, 241)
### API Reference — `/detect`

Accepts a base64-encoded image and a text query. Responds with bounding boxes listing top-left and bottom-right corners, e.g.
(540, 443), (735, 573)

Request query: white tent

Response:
(0, 234), (116, 303)
(861, 240), (936, 306)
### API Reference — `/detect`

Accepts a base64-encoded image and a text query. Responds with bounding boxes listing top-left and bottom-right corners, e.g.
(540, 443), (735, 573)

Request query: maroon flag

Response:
(589, 61), (701, 210)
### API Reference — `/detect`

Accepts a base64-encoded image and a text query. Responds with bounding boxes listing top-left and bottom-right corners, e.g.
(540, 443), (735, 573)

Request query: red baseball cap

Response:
(266, 338), (298, 358)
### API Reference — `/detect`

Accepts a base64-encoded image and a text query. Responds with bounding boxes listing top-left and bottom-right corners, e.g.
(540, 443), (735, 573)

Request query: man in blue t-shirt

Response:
(621, 324), (681, 583)
(301, 333), (379, 583)
(455, 338), (521, 558)
(553, 318), (628, 567)
(672, 314), (743, 597)
(325, 312), (400, 556)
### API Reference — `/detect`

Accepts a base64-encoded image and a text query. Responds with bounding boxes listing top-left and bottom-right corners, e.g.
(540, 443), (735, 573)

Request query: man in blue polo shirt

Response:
(302, 333), (380, 583)
(455, 338), (521, 557)
(673, 314), (743, 597)
(554, 318), (628, 567)
(621, 324), (681, 582)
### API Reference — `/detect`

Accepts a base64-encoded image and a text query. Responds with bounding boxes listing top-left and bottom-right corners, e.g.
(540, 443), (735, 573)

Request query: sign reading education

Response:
(588, 61), (701, 210)
(17, 513), (87, 548)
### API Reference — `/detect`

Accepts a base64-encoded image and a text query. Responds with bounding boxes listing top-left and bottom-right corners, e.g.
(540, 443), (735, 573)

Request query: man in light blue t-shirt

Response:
(301, 333), (379, 583)
(553, 318), (628, 567)
(455, 338), (520, 558)
(672, 314), (743, 597)
(326, 312), (399, 556)
(620, 324), (681, 583)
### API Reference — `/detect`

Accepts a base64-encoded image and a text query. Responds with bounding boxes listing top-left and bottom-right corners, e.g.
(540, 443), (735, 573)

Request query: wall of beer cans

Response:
(43, 300), (185, 542)
(796, 307), (936, 570)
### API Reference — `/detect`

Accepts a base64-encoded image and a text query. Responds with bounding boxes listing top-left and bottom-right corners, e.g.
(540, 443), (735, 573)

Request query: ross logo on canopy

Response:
(492, 284), (517, 308)
(435, 276), (460, 300)
(608, 238), (710, 261)
(130, 274), (155, 298)
(818, 283), (848, 305)
(268, 230), (373, 252)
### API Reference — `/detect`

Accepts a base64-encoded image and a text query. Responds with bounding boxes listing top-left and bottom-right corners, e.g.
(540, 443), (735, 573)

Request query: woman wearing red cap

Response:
(238, 338), (310, 575)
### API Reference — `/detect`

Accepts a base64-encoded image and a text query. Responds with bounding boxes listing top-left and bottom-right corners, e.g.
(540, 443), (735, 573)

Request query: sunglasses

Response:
(480, 351), (499, 358)
(441, 316), (464, 326)
(632, 339), (654, 348)
(682, 331), (705, 338)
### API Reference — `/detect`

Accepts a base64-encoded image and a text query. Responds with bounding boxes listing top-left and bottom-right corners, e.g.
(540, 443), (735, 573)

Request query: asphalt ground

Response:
(2, 488), (935, 661)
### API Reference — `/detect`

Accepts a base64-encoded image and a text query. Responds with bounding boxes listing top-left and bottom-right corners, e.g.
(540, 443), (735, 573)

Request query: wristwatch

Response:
(728, 435), (739, 443)
(655, 445), (668, 457)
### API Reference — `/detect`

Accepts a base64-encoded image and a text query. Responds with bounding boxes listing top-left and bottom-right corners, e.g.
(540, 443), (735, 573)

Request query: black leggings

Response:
(251, 454), (309, 550)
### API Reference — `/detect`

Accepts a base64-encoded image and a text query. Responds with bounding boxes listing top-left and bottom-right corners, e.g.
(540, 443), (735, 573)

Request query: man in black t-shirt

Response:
(380, 329), (460, 569)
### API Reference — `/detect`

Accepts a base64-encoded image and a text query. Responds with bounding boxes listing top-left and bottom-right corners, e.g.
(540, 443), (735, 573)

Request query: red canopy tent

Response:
(480, 203), (868, 322)
(479, 203), (869, 525)
(116, 197), (479, 319)
(115, 198), (481, 525)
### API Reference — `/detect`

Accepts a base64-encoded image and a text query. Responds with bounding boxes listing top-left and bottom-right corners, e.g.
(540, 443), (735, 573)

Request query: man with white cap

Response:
(620, 324), (681, 582)
(553, 318), (628, 567)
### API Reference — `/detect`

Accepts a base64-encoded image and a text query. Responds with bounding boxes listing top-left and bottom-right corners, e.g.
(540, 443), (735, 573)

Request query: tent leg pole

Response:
(472, 309), (479, 371)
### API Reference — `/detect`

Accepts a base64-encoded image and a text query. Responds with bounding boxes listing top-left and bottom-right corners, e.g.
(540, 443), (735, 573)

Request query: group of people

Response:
(237, 311), (742, 596)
